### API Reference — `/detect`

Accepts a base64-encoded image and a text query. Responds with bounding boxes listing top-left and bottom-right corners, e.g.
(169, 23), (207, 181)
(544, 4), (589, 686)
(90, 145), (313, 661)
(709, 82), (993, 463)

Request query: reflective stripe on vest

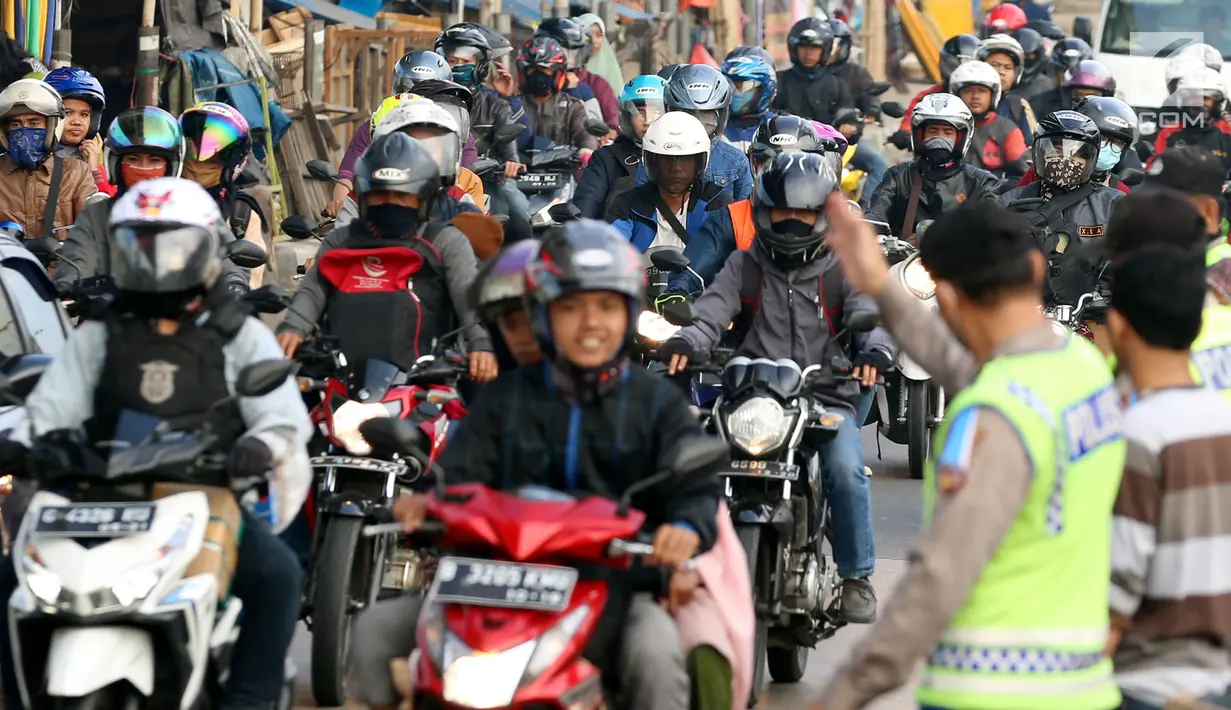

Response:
(1190, 304), (1231, 405)
(729, 199), (755, 251)
(919, 336), (1124, 710)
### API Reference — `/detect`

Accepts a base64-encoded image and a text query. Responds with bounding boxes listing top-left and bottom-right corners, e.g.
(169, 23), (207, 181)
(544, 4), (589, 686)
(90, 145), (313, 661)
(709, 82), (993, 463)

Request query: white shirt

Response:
(651, 203), (688, 250)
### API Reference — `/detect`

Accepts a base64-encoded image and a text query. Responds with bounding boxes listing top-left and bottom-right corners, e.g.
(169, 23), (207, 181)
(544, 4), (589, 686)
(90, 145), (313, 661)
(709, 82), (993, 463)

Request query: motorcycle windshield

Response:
(351, 359), (403, 400)
(103, 409), (205, 480)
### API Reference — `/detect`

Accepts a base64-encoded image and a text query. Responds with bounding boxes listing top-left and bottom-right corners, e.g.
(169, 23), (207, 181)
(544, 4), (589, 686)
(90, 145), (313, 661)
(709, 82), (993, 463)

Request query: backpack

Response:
(731, 255), (846, 344)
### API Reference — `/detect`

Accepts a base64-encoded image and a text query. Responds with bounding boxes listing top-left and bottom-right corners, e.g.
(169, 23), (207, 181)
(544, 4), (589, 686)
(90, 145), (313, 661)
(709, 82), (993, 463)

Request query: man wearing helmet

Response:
(977, 33), (1038, 142)
(351, 220), (722, 710)
(0, 78), (98, 242)
(575, 74), (665, 219)
(774, 18), (856, 127)
(0, 177), (311, 710)
(1029, 43), (1098, 117)
(656, 64), (754, 201)
(1011, 27), (1054, 101)
(44, 66), (111, 194)
(867, 93), (1002, 239)
(516, 34), (598, 155)
(1151, 65), (1231, 175)
(890, 34), (980, 151)
(606, 111), (731, 250)
(538, 17), (619, 131)
(1017, 96), (1140, 194)
(468, 240), (544, 369)
(661, 153), (894, 628)
(981, 3), (1027, 37)
(950, 61), (1029, 179)
(720, 47), (779, 153)
(827, 20), (883, 121)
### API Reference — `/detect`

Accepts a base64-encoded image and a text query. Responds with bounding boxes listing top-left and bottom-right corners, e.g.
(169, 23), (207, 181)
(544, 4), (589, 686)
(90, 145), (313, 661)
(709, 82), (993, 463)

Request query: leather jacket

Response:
(519, 92), (598, 152)
(470, 87), (520, 164)
(865, 160), (1002, 237)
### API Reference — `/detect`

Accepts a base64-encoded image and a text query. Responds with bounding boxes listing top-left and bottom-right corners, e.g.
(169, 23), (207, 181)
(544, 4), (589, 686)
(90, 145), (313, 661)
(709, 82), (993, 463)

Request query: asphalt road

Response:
(289, 425), (926, 709)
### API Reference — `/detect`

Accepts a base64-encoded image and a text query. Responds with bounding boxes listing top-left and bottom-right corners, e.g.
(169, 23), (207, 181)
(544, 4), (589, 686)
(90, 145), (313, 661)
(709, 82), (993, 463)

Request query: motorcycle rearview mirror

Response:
(879, 101), (905, 119)
(224, 240), (267, 269)
(281, 214), (318, 240)
(616, 435), (726, 516)
(547, 203), (581, 223)
(584, 118), (611, 137)
(469, 158), (502, 179)
(0, 353), (53, 405)
(25, 235), (62, 261)
(1120, 168), (1145, 187)
(242, 284), (291, 314)
(306, 160), (340, 182)
(661, 300), (699, 327)
(495, 123), (525, 143)
(649, 248), (690, 272)
(846, 310), (881, 333)
(235, 359), (296, 398)
(867, 81), (891, 96)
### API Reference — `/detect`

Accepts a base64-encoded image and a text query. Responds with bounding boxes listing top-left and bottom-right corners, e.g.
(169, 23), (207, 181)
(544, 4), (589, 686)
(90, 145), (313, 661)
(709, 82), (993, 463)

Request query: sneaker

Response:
(840, 577), (878, 624)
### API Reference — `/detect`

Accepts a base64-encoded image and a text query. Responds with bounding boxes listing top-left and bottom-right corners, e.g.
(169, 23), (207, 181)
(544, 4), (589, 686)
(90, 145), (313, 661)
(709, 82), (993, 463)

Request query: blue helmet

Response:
(617, 74), (666, 145)
(44, 66), (106, 139)
(721, 53), (777, 117)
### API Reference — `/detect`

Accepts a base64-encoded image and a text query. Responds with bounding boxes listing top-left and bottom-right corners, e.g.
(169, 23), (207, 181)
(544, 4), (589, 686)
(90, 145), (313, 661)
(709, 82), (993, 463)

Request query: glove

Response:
(658, 337), (694, 361)
(854, 349), (893, 374)
(887, 130), (912, 151)
(0, 439), (29, 471)
(653, 292), (687, 314)
(227, 437), (273, 479)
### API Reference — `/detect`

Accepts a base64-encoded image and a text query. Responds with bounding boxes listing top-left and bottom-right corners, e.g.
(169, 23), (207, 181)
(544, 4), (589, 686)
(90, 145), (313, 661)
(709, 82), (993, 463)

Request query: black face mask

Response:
(365, 203), (422, 239)
(771, 219), (815, 237)
(523, 71), (556, 97)
(921, 135), (956, 165)
(120, 288), (206, 320)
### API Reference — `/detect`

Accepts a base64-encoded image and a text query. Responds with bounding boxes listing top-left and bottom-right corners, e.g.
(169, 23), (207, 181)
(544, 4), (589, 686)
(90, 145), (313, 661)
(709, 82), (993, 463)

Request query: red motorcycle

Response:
(359, 419), (727, 710)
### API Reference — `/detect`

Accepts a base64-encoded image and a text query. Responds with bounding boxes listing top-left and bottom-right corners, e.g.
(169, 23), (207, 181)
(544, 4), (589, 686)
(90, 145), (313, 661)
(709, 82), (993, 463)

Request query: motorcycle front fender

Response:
(728, 497), (794, 540)
(897, 351), (932, 381)
(44, 626), (155, 698)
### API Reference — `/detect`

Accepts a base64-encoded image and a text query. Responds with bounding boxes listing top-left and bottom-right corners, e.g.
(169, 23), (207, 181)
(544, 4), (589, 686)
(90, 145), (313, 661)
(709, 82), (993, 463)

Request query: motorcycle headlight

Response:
(637, 310), (681, 343)
(332, 400), (390, 455)
(901, 258), (936, 300)
(726, 397), (792, 456)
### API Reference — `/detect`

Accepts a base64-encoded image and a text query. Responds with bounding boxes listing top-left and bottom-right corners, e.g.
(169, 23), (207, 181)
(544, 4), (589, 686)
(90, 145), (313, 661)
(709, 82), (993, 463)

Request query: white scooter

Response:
(6, 360), (297, 710)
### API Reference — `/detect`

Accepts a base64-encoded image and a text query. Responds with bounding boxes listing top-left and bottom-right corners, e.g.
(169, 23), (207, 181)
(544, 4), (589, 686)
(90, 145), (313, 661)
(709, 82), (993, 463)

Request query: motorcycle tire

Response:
(51, 686), (139, 709)
(767, 644), (809, 684)
(907, 380), (930, 480)
(311, 515), (364, 707)
(736, 525), (767, 709)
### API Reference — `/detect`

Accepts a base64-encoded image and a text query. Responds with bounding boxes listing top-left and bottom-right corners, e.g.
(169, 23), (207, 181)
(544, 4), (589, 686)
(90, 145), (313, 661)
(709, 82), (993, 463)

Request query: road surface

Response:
(290, 426), (926, 709)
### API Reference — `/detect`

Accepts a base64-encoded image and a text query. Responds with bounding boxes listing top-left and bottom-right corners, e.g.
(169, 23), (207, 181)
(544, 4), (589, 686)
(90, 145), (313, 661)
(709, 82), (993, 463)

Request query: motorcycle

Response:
(518, 120), (610, 233)
(6, 358), (298, 709)
(1045, 289), (1109, 343)
(357, 417), (730, 710)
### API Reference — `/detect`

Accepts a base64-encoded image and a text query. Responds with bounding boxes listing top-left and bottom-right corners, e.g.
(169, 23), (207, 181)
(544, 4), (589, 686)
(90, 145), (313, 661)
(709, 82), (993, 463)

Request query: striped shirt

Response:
(1111, 385), (1231, 704)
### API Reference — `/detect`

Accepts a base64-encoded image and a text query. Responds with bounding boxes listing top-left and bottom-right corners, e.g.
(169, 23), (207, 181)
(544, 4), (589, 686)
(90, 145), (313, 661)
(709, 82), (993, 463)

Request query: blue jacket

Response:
(665, 204), (741, 293)
(634, 139), (753, 201)
(606, 181), (733, 252)
(997, 94), (1035, 146)
(574, 135), (640, 219)
(722, 111), (776, 154)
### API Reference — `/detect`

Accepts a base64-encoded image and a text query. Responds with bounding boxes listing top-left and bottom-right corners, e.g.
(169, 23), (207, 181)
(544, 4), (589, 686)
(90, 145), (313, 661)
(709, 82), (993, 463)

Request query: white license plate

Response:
(517, 173), (562, 189)
(33, 504), (156, 536)
(430, 556), (578, 611)
(720, 460), (800, 480)
(311, 456), (407, 477)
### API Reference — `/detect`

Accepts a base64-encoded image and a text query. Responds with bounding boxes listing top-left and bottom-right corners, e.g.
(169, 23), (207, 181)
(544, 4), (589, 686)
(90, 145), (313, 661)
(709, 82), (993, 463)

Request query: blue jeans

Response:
(855, 386), (876, 428)
(849, 143), (889, 207)
(816, 410), (875, 579)
(487, 178), (533, 242)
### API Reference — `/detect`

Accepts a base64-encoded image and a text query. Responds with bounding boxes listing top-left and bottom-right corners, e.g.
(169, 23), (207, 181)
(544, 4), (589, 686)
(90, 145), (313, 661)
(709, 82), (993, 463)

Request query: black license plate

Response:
(33, 504), (156, 536)
(311, 456), (407, 477)
(517, 172), (563, 190)
(720, 460), (800, 480)
(430, 557), (578, 611)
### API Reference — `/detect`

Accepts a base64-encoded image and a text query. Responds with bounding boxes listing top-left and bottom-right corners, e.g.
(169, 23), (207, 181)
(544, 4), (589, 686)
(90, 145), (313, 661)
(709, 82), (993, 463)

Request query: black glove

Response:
(227, 437), (273, 479)
(0, 439), (28, 471)
(653, 292), (688, 314)
(854, 349), (893, 374)
(887, 130), (912, 151)
(658, 337), (694, 361)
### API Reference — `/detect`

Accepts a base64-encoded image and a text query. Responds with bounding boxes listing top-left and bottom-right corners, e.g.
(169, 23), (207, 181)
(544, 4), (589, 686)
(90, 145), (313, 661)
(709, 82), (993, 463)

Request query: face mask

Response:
(771, 219), (815, 237)
(183, 159), (224, 188)
(844, 126), (863, 145)
(920, 135), (956, 165)
(451, 63), (477, 86)
(122, 288), (204, 320)
(523, 71), (556, 97)
(1095, 142), (1123, 172)
(1042, 157), (1086, 189)
(120, 163), (168, 189)
(365, 203), (422, 239)
(6, 127), (48, 169)
(730, 89), (758, 116)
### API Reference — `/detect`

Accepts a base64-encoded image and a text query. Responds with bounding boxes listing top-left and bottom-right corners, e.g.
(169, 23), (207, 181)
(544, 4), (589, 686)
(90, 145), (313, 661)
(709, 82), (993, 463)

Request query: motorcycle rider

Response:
(1151, 65), (1231, 175)
(1030, 47), (1103, 117)
(470, 239), (543, 369)
(1011, 26), (1054, 101)
(393, 84), (488, 211)
(1018, 95), (1139, 194)
(43, 66), (111, 194)
(1163, 42), (1223, 98)
(658, 64), (753, 200)
(890, 34), (980, 150)
(515, 34), (598, 158)
(607, 112), (730, 250)
(273, 132), (497, 383)
(719, 48), (778, 153)
(773, 18), (855, 126)
(832, 107), (889, 207)
(816, 193), (1123, 710)
(575, 74), (665, 219)
(1145, 147), (1231, 266)
(828, 19), (881, 121)
(976, 33), (1037, 141)
(349, 219), (722, 710)
(0, 78), (97, 241)
(0, 177), (311, 710)
(867, 93), (1001, 240)
(537, 17), (618, 130)
(662, 152), (893, 624)
(950, 60), (1029, 179)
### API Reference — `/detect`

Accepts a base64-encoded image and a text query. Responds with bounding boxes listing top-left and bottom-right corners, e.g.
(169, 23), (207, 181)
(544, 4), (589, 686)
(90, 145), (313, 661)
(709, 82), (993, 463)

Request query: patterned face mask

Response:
(7, 127), (48, 168)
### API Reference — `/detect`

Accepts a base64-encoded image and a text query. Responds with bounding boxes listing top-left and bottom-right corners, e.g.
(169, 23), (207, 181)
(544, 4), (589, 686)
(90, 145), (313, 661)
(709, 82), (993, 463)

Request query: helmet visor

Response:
(181, 111), (244, 163)
(444, 45), (484, 64)
(111, 110), (181, 153)
(402, 131), (461, 179)
(112, 225), (219, 293)
(1033, 136), (1096, 188)
(618, 98), (665, 139)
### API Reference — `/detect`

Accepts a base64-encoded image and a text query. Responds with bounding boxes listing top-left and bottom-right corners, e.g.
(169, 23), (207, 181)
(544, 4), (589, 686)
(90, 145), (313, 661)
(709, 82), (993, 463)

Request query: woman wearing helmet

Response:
(607, 111), (730, 251)
(0, 78), (97, 241)
(891, 33), (980, 149)
(537, 17), (618, 131)
(1153, 65), (1231, 174)
(275, 131), (497, 383)
(662, 64), (753, 200)
(469, 239), (543, 368)
(44, 67), (108, 181)
(517, 34), (598, 155)
(950, 60), (1029, 178)
(720, 50), (779, 153)
(774, 18), (857, 128)
(575, 74), (665, 219)
(977, 33), (1038, 141)
(1011, 27), (1053, 100)
(869, 93), (1001, 239)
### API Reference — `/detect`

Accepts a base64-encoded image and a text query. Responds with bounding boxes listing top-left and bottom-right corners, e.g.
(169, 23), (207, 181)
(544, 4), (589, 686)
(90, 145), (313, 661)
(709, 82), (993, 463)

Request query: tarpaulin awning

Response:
(264, 0), (378, 27)
(460, 0), (652, 25)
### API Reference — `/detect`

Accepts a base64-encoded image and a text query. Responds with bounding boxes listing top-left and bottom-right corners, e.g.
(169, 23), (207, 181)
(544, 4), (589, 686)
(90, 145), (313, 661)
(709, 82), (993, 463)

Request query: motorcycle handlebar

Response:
(607, 539), (697, 571)
(362, 519), (446, 538)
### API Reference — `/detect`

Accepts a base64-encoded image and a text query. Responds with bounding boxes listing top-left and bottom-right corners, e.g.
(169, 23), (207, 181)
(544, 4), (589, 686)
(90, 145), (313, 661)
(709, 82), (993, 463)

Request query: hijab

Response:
(577, 14), (625, 97)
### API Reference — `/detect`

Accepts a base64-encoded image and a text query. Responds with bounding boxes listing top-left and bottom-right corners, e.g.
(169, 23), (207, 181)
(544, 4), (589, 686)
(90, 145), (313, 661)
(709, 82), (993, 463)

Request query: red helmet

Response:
(984, 4), (1027, 33)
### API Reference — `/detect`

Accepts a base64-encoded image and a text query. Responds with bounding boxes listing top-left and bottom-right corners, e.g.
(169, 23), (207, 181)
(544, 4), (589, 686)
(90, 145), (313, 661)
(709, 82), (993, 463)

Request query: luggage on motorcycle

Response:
(451, 212), (504, 260)
(152, 482), (241, 602)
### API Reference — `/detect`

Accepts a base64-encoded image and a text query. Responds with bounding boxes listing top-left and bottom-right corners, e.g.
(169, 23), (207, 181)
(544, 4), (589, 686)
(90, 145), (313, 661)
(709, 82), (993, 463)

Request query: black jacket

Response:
(1017, 72), (1055, 105)
(772, 67), (854, 125)
(437, 363), (723, 552)
(829, 61), (881, 119)
(1029, 87), (1065, 121)
(574, 136), (641, 219)
(471, 87), (520, 164)
(866, 161), (1002, 237)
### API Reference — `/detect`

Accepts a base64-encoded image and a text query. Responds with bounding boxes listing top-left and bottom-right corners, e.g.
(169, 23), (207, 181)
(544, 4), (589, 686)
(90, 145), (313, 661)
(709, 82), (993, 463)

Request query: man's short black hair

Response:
(1104, 188), (1207, 258)
(1110, 243), (1205, 350)
(918, 200), (1038, 303)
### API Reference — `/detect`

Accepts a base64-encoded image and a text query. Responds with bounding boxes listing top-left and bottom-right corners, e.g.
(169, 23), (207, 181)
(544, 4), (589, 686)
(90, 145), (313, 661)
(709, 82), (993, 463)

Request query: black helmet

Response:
(829, 19), (853, 65)
(355, 132), (442, 220)
(749, 114), (824, 177)
(518, 34), (570, 96)
(108, 178), (224, 297)
(657, 63), (687, 82)
(753, 152), (839, 268)
(1032, 110), (1100, 189)
(1011, 27), (1045, 81)
(524, 219), (645, 358)
(436, 24), (493, 86)
(664, 64), (732, 140)
(940, 34), (981, 80)
(787, 18), (835, 67)
(725, 45), (774, 64)
(393, 50), (452, 93)
(537, 17), (592, 68)
(1074, 95), (1138, 146)
(461, 22), (513, 66)
(1049, 38), (1092, 74)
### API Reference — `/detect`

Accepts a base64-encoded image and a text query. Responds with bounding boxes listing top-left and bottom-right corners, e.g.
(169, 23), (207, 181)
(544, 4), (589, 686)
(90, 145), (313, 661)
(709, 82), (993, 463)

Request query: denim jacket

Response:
(634, 139), (752, 201)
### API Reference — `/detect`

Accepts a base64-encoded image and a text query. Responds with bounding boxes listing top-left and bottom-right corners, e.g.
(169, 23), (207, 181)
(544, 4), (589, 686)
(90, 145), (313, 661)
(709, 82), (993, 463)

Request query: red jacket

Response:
(1017, 165), (1131, 194)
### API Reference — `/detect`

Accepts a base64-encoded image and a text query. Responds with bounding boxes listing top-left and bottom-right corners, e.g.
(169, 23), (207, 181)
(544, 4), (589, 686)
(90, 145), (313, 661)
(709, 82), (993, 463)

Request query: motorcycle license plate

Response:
(517, 172), (563, 191)
(430, 557), (578, 611)
(33, 503), (156, 536)
(720, 460), (800, 480)
(310, 456), (407, 477)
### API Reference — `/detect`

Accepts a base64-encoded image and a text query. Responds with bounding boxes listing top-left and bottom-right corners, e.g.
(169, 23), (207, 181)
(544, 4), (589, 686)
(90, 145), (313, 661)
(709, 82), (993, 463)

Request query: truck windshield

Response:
(1100, 0), (1231, 60)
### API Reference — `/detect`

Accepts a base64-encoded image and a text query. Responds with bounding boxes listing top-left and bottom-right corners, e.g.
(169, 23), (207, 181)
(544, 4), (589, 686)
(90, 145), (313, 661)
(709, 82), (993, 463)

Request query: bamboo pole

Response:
(135, 0), (160, 106)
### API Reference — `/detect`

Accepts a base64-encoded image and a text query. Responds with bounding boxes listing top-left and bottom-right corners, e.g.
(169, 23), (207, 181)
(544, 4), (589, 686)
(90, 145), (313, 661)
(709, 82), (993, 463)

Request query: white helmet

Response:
(1175, 65), (1227, 115)
(374, 98), (462, 185)
(0, 79), (65, 151)
(949, 61), (1003, 113)
(1165, 44), (1223, 91)
(977, 34), (1025, 85)
(642, 111), (711, 192)
(910, 92), (974, 158)
(108, 177), (226, 293)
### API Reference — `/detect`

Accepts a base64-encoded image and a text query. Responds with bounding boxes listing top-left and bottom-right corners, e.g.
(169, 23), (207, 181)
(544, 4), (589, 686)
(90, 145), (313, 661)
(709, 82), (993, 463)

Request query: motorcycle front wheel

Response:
(736, 524), (767, 708)
(906, 380), (931, 480)
(310, 515), (365, 707)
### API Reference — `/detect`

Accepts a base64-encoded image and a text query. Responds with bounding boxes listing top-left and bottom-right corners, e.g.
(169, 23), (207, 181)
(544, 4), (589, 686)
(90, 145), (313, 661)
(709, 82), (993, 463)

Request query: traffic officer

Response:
(813, 194), (1124, 710)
